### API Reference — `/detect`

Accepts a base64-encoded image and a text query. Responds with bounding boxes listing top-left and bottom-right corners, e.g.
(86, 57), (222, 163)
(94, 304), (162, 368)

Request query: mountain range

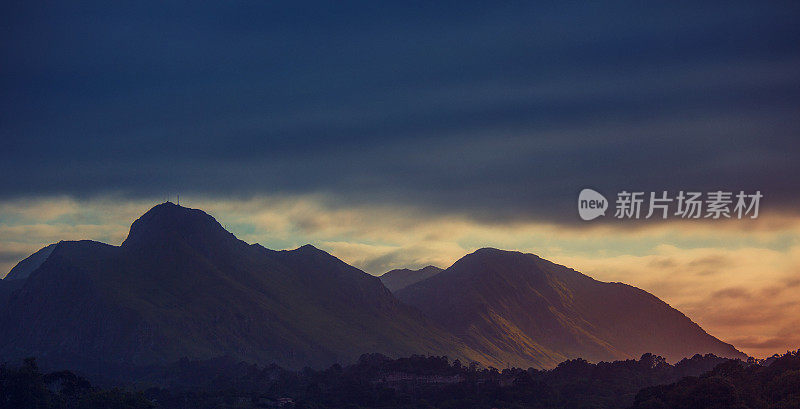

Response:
(0, 202), (745, 374)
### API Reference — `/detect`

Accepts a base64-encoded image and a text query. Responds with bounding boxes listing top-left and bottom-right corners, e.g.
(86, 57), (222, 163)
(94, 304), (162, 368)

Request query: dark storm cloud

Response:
(2, 1), (799, 223)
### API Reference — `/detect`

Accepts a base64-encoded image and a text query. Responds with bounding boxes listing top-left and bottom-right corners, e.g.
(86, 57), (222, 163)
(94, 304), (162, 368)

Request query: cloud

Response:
(711, 287), (752, 300)
(1, 2), (799, 226)
(0, 250), (29, 265)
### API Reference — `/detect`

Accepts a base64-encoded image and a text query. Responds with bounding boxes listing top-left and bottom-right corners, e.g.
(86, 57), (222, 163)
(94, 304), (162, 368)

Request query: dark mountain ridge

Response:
(396, 248), (745, 368)
(0, 202), (480, 371)
(1, 203), (745, 374)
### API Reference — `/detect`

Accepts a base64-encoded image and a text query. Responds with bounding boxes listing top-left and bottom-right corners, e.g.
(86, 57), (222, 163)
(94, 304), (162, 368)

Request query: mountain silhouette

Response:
(379, 265), (442, 292)
(0, 202), (479, 370)
(395, 248), (746, 368)
(0, 204), (746, 372)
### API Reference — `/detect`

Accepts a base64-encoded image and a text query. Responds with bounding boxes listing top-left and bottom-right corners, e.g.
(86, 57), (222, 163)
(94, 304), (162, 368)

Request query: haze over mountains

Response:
(0, 202), (745, 375)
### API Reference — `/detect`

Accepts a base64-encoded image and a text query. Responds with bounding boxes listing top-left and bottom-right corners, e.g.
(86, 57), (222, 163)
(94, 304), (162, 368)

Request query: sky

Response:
(1, 1), (799, 358)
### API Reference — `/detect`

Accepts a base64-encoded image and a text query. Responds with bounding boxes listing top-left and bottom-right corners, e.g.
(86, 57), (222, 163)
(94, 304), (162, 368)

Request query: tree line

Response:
(3, 351), (798, 408)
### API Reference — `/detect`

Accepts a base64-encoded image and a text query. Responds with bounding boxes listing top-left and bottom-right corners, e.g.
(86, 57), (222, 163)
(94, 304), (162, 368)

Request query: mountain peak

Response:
(283, 244), (328, 257)
(139, 201), (191, 217)
(456, 248), (541, 270)
(397, 249), (747, 367)
(296, 244), (321, 252)
(470, 247), (535, 257)
(121, 202), (238, 251)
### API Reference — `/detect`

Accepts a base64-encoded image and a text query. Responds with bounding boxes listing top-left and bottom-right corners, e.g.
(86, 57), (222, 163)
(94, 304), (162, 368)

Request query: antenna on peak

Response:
(177, 194), (179, 206)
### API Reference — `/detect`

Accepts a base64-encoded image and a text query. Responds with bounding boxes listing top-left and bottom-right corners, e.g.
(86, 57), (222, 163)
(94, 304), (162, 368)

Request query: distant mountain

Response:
(0, 202), (481, 371)
(3, 243), (57, 280)
(396, 248), (746, 369)
(379, 265), (442, 292)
